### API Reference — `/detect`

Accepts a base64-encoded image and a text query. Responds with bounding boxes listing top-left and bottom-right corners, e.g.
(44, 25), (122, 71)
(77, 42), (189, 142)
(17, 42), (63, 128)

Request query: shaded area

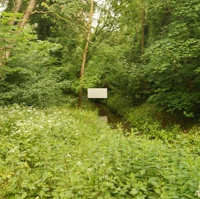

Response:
(93, 102), (131, 130)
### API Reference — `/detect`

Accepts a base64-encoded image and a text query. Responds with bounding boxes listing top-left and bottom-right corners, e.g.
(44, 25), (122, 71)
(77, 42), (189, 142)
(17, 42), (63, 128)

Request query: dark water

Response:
(93, 102), (131, 130)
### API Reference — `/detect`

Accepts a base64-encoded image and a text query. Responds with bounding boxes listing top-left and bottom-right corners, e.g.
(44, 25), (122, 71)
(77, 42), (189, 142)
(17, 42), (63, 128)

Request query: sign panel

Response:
(87, 88), (108, 99)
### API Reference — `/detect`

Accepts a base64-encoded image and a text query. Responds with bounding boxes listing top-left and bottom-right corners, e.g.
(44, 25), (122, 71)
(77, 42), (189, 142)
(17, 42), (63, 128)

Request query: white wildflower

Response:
(77, 161), (83, 166)
(104, 175), (108, 179)
(67, 154), (71, 158)
(87, 168), (93, 172)
(76, 132), (79, 136)
(196, 190), (200, 197)
(9, 146), (18, 153)
(195, 185), (200, 197)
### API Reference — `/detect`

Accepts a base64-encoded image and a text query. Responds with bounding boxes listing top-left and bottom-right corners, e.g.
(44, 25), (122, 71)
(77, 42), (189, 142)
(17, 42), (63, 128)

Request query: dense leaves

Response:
(0, 105), (200, 198)
(1, 1), (200, 198)
(100, 0), (200, 118)
(1, 0), (200, 118)
(142, 0), (200, 117)
(0, 25), (71, 107)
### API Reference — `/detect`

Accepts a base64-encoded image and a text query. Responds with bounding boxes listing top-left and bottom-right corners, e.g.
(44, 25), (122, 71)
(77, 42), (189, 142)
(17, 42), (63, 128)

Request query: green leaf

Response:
(140, 169), (146, 175)
(42, 171), (48, 182)
(135, 194), (146, 199)
(130, 188), (139, 196)
(21, 192), (27, 199)
(148, 177), (160, 187)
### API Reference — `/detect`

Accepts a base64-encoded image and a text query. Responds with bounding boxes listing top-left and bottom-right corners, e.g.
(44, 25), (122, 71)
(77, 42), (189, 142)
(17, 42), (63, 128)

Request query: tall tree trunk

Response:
(78, 0), (94, 108)
(9, 0), (23, 25)
(0, 50), (6, 77)
(18, 0), (37, 28)
(141, 0), (145, 54)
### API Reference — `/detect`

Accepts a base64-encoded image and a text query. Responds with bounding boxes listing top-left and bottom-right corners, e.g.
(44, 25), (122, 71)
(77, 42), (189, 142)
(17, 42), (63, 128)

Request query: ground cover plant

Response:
(0, 104), (200, 199)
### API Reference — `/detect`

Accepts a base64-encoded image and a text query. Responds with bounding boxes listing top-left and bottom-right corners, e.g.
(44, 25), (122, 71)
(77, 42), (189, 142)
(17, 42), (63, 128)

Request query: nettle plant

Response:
(0, 104), (200, 199)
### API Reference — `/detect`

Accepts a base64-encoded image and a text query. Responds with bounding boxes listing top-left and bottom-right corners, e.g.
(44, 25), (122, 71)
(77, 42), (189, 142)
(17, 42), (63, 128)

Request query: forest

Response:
(0, 0), (200, 198)
(1, 0), (200, 122)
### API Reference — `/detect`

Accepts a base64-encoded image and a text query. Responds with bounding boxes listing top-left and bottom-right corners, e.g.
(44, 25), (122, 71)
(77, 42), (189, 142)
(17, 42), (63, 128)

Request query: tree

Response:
(78, 0), (94, 108)
(141, 0), (145, 54)
(143, 0), (200, 117)
(0, 0), (68, 107)
(0, 0), (96, 107)
(0, 0), (37, 75)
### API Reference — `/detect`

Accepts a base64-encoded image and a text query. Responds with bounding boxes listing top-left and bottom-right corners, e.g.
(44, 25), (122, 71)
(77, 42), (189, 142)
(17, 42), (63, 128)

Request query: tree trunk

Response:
(9, 0), (23, 25)
(141, 0), (145, 54)
(0, 49), (6, 77)
(78, 0), (94, 108)
(18, 0), (37, 28)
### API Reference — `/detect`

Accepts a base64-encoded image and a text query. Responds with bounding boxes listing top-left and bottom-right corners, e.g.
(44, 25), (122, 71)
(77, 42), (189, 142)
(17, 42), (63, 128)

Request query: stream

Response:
(92, 102), (131, 130)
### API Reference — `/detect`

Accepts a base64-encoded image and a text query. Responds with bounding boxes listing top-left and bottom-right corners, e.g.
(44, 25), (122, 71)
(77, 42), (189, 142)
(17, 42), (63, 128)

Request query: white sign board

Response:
(87, 88), (108, 99)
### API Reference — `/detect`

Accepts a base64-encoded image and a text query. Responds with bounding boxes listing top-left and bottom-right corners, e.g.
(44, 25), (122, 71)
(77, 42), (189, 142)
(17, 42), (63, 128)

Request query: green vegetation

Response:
(1, 0), (200, 122)
(0, 105), (200, 198)
(1, 0), (200, 198)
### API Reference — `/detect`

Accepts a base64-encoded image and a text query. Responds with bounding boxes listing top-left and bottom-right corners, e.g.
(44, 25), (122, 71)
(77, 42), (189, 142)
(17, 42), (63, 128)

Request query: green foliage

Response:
(0, 105), (200, 198)
(107, 92), (132, 116)
(0, 12), (23, 52)
(123, 103), (171, 140)
(1, 0), (200, 125)
(87, 40), (128, 86)
(86, 32), (148, 114)
(125, 103), (162, 127)
(0, 26), (72, 107)
(124, 102), (199, 139)
(140, 0), (200, 117)
(95, 0), (200, 120)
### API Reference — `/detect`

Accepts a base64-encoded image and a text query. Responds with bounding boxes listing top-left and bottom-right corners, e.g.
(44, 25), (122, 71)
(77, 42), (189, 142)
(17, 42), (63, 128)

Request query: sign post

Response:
(87, 88), (108, 122)
(87, 88), (107, 99)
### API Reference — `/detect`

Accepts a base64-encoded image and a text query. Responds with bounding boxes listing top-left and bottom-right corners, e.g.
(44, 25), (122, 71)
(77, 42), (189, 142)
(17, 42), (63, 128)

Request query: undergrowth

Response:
(0, 104), (200, 199)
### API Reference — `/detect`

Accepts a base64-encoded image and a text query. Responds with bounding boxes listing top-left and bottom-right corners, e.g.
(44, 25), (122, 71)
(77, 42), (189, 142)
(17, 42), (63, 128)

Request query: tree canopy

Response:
(0, 0), (200, 120)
